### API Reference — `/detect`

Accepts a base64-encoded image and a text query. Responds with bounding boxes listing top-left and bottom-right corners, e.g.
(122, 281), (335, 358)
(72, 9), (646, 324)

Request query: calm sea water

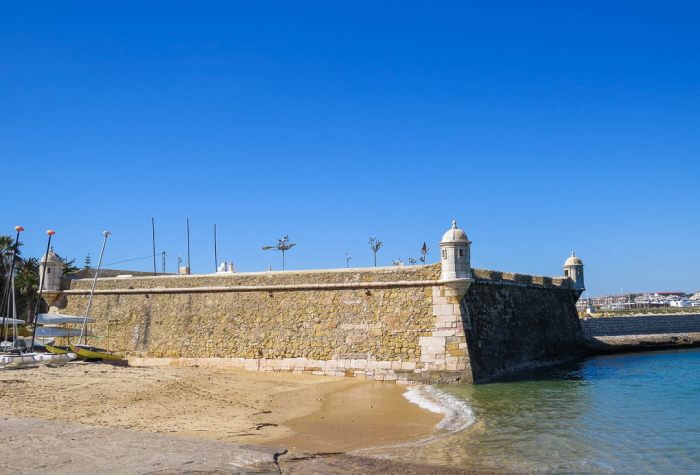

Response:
(380, 348), (700, 474)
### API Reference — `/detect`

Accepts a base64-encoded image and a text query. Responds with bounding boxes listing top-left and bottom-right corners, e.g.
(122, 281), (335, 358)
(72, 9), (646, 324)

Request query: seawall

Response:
(466, 269), (585, 381)
(50, 264), (584, 383)
(580, 314), (700, 353)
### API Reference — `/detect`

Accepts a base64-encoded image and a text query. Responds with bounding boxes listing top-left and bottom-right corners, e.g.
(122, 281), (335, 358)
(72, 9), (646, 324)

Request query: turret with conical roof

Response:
(563, 251), (584, 291)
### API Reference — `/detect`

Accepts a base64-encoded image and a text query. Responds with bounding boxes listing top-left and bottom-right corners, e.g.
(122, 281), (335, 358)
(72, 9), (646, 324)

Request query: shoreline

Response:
(0, 364), (503, 473)
(0, 364), (467, 470)
(266, 381), (444, 453)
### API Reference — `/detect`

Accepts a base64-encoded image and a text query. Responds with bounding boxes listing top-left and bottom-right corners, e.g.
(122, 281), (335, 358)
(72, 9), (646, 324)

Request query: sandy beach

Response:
(0, 363), (504, 474)
(0, 363), (443, 453)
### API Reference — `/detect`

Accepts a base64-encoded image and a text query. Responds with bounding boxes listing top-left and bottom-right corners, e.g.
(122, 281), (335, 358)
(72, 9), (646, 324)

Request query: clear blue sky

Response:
(1, 1), (698, 295)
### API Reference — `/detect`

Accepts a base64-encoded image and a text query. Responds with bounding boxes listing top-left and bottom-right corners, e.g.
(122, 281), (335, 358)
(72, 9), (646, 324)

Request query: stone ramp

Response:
(0, 416), (280, 474)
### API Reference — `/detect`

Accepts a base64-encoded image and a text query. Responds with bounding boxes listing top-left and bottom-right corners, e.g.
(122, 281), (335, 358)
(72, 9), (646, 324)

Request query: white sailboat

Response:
(0, 352), (76, 368)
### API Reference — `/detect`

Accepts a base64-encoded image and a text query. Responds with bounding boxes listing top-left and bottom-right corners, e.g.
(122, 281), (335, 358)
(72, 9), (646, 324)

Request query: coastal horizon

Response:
(2, 1), (699, 473)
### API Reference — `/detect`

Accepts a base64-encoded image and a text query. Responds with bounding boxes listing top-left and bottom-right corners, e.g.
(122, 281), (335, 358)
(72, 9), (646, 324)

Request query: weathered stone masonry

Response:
(45, 222), (586, 384)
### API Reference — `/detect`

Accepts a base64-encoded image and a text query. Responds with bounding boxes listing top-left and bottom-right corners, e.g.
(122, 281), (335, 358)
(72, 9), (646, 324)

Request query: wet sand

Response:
(273, 381), (442, 453)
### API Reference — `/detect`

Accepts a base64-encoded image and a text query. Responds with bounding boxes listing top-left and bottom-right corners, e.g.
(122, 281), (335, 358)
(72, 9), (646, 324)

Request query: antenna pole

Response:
(187, 218), (191, 271)
(214, 224), (218, 272)
(282, 249), (285, 271)
(30, 231), (54, 352)
(152, 218), (157, 276)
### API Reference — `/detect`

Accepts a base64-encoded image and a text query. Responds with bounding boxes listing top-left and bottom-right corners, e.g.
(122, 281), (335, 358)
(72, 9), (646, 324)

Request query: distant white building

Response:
(670, 300), (691, 308)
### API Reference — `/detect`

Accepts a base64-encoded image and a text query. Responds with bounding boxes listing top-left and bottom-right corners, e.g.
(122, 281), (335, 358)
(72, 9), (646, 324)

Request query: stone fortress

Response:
(42, 221), (587, 384)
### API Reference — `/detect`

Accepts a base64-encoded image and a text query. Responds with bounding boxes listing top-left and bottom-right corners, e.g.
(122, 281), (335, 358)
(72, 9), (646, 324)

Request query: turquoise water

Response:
(386, 349), (700, 473)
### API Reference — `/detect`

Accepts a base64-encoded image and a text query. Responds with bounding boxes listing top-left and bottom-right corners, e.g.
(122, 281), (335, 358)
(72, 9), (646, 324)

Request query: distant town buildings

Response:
(577, 291), (700, 312)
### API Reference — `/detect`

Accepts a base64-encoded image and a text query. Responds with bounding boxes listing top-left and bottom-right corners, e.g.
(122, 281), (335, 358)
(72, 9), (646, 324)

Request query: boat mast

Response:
(0, 226), (23, 342)
(78, 231), (111, 346)
(10, 275), (18, 349)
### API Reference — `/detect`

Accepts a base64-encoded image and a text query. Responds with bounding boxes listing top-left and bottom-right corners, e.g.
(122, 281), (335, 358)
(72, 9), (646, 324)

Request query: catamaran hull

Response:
(0, 352), (76, 368)
(44, 344), (72, 354)
(69, 345), (122, 361)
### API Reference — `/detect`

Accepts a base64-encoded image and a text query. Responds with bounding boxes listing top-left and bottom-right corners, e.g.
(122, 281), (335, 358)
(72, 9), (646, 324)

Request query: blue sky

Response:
(1, 1), (698, 295)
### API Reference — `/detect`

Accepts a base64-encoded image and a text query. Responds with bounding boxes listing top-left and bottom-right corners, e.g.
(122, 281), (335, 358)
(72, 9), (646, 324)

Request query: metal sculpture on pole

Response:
(262, 236), (297, 271)
(420, 242), (429, 264)
(368, 237), (383, 267)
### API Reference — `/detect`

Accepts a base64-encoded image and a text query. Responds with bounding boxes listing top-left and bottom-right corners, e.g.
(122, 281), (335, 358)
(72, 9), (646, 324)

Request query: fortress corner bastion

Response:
(49, 221), (586, 384)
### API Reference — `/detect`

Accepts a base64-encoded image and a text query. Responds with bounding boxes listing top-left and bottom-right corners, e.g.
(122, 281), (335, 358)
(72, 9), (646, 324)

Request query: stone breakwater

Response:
(50, 264), (584, 384)
(580, 314), (700, 336)
(580, 314), (700, 353)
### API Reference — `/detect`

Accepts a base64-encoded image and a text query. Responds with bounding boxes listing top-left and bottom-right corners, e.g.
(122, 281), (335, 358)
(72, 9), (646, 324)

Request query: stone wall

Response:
(463, 271), (585, 382)
(56, 265), (446, 383)
(580, 314), (700, 336)
(50, 264), (584, 384)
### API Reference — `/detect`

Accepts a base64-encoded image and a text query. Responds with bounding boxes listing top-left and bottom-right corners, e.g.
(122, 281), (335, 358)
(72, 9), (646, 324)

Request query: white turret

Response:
(39, 246), (63, 292)
(439, 220), (472, 281)
(563, 251), (585, 291)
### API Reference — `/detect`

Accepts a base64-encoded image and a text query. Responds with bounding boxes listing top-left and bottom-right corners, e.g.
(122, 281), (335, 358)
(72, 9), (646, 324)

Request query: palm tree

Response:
(15, 258), (39, 322)
(0, 235), (22, 271)
(0, 235), (23, 300)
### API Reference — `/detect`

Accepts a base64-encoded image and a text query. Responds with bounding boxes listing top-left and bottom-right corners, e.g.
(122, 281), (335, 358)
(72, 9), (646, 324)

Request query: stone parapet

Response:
(471, 268), (571, 289)
(63, 264), (442, 291)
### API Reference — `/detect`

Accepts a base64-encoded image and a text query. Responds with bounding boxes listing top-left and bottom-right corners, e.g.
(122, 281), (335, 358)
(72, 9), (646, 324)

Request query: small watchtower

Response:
(563, 251), (585, 291)
(439, 220), (472, 281)
(39, 246), (63, 292)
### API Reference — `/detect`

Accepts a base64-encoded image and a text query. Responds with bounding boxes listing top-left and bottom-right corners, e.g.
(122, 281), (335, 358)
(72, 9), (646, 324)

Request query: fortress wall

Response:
(463, 276), (584, 382)
(56, 265), (447, 383)
(51, 264), (584, 384)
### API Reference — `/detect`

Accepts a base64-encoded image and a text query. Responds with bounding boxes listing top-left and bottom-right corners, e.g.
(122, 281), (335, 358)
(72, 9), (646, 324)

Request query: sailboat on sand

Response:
(68, 231), (122, 361)
(1, 227), (76, 369)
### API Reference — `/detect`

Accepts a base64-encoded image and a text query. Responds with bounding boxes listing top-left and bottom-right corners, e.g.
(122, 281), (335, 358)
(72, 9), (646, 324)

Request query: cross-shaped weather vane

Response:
(262, 236), (297, 270)
(420, 242), (429, 264)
